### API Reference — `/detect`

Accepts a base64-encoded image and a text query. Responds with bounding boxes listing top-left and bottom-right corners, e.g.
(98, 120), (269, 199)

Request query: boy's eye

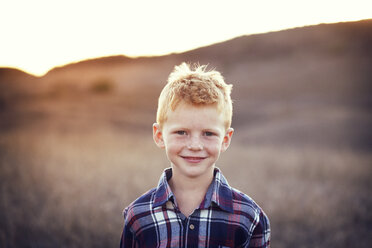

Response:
(176, 131), (187, 135)
(204, 131), (215, 136)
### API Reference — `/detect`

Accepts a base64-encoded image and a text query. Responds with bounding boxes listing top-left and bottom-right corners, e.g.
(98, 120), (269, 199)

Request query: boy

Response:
(120, 63), (270, 247)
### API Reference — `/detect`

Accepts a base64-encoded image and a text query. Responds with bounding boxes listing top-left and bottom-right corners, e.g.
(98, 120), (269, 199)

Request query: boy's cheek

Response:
(166, 142), (182, 151)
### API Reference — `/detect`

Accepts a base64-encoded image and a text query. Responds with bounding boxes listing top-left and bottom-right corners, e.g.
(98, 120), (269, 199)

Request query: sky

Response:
(0, 0), (371, 76)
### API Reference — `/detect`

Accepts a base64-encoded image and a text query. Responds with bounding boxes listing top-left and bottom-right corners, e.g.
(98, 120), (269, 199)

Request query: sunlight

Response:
(0, 0), (371, 76)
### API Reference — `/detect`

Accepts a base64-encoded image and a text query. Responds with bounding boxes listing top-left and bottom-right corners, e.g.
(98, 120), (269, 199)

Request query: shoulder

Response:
(214, 168), (268, 220)
(230, 187), (269, 223)
(231, 187), (260, 211)
(123, 187), (157, 222)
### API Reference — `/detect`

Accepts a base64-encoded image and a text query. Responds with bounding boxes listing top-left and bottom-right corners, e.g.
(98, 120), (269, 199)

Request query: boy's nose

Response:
(187, 137), (203, 150)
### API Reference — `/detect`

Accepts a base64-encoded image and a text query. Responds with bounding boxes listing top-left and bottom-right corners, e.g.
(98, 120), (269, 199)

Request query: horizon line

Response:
(1, 18), (370, 78)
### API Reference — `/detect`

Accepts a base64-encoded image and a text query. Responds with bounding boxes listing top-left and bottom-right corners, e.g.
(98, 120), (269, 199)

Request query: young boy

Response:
(120, 63), (270, 247)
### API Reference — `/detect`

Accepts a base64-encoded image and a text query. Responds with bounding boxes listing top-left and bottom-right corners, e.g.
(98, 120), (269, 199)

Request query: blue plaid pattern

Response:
(120, 168), (270, 247)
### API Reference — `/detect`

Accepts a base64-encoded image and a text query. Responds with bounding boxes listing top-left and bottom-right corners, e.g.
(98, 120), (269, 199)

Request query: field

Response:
(1, 122), (371, 247)
(1, 20), (372, 247)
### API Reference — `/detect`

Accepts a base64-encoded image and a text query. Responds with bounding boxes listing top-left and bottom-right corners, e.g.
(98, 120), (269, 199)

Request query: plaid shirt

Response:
(120, 168), (270, 248)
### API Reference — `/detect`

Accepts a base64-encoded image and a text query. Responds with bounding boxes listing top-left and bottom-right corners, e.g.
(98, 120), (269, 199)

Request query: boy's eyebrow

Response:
(168, 125), (220, 131)
(167, 126), (188, 132)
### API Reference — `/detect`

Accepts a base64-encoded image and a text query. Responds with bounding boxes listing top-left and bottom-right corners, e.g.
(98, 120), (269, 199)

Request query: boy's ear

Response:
(221, 128), (234, 153)
(153, 123), (165, 149)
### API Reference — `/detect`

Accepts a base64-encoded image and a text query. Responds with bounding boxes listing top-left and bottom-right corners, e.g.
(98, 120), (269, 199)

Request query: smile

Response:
(180, 156), (206, 163)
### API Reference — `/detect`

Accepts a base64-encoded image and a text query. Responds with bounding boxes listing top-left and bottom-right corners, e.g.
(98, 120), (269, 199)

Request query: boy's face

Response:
(153, 102), (233, 180)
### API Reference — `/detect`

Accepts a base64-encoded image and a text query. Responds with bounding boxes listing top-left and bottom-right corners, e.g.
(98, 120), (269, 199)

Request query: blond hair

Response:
(156, 62), (233, 129)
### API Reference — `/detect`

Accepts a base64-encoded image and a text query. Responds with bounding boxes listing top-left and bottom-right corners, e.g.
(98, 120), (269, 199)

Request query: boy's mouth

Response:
(180, 156), (206, 163)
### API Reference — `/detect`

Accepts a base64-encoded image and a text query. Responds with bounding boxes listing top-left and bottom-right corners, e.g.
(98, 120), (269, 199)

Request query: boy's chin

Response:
(171, 164), (215, 178)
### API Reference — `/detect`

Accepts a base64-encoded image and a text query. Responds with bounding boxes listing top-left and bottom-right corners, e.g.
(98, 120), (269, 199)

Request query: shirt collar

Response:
(152, 167), (234, 213)
(152, 168), (174, 208)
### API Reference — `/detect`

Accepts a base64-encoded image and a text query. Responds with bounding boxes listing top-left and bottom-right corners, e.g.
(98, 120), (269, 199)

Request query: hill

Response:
(1, 19), (372, 149)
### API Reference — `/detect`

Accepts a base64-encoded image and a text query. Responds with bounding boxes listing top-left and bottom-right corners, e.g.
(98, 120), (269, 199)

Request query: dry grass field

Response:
(1, 20), (372, 247)
(1, 125), (371, 247)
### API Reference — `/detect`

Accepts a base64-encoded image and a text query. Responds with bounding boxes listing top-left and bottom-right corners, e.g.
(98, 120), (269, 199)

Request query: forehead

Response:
(164, 102), (225, 129)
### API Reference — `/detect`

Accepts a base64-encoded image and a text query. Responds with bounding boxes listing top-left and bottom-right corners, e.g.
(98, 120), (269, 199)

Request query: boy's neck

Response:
(168, 167), (215, 217)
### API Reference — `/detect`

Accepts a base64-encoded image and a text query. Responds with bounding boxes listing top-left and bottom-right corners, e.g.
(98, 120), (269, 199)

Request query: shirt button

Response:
(189, 224), (195, 230)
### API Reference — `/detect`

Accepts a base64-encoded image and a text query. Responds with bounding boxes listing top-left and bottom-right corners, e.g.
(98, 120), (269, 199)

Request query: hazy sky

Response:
(1, 0), (371, 76)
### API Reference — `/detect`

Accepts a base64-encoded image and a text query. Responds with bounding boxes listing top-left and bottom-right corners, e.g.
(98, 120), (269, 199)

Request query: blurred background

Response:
(1, 1), (372, 247)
